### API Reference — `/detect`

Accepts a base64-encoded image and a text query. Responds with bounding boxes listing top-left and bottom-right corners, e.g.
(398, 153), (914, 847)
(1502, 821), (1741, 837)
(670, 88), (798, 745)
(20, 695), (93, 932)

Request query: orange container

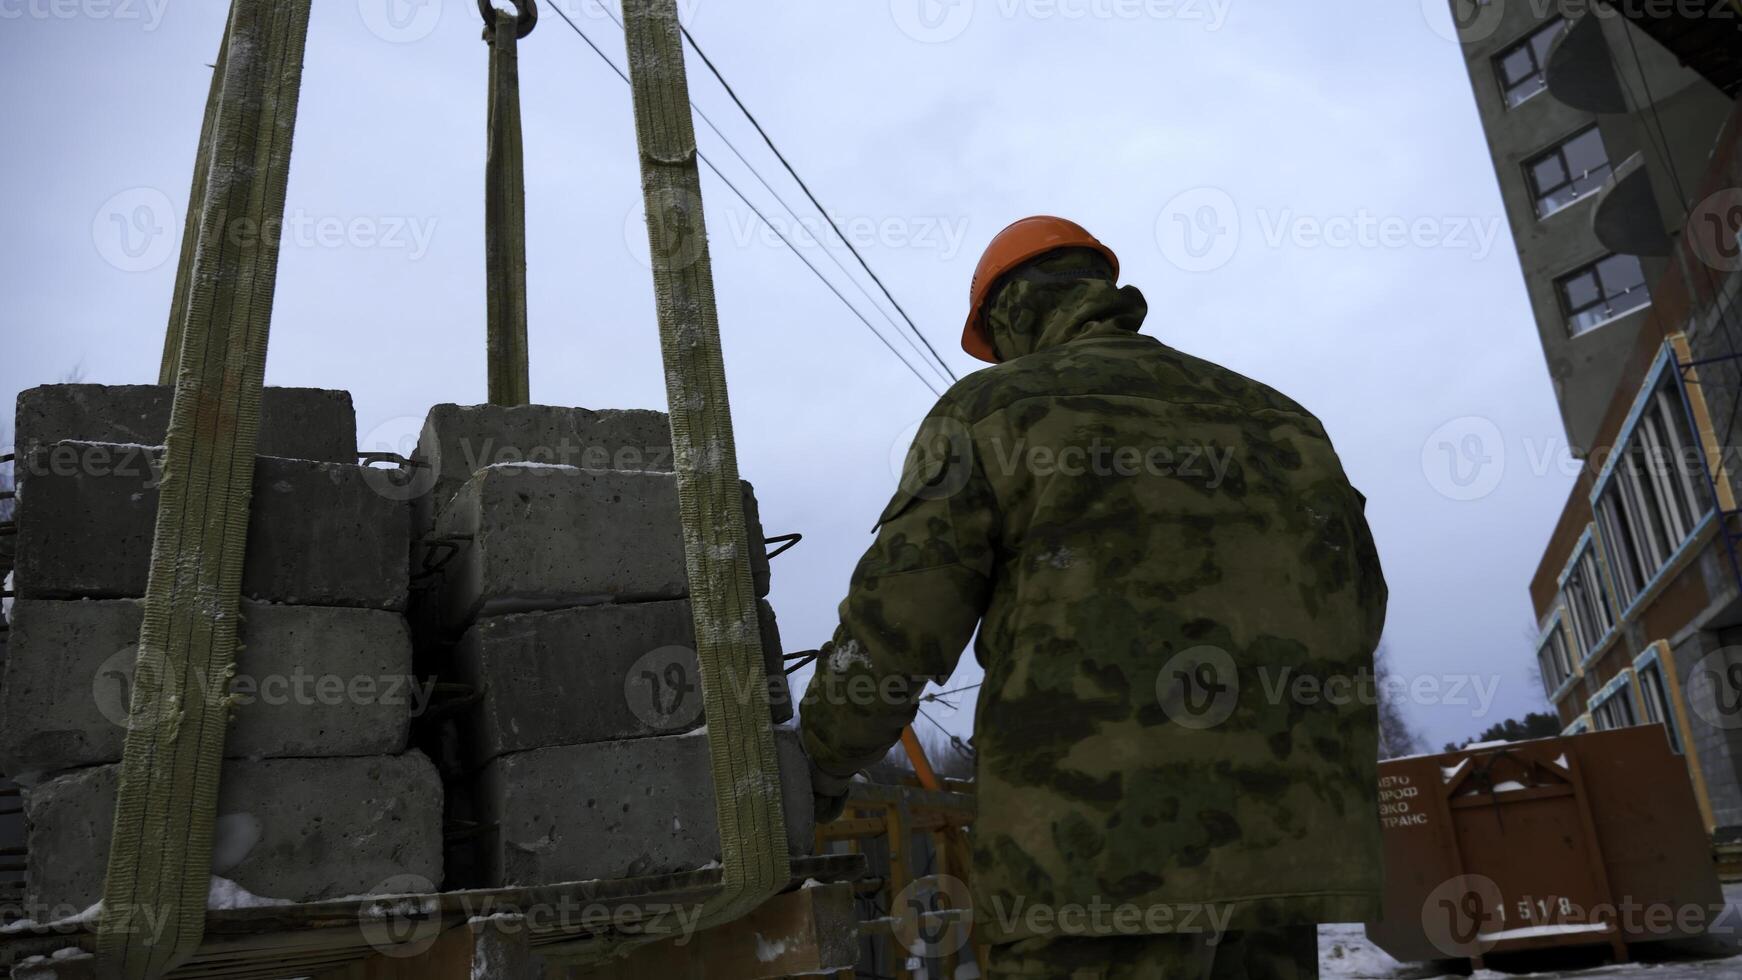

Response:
(1363, 726), (1721, 968)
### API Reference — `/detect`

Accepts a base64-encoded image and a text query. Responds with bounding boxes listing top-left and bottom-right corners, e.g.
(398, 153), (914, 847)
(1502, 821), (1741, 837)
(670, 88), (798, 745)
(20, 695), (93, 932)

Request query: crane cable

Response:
(567, 1), (956, 386)
(545, 3), (951, 397)
(674, 18), (959, 385)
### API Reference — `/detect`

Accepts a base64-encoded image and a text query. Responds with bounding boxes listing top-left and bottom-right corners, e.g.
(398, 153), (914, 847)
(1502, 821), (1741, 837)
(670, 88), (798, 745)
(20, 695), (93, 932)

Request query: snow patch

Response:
(1478, 922), (1610, 941)
(755, 933), (790, 963)
(486, 461), (583, 473)
(207, 876), (293, 910)
(0, 901), (102, 935)
(828, 640), (871, 673)
(211, 812), (263, 872)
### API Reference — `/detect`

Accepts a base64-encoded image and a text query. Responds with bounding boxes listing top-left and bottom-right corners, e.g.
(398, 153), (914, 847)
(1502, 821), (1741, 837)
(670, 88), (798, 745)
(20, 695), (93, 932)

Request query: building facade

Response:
(1449, 0), (1742, 841)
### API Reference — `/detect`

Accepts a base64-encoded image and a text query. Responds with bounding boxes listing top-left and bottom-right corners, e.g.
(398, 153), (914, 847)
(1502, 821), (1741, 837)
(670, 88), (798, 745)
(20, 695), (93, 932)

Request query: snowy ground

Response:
(1319, 886), (1742, 979)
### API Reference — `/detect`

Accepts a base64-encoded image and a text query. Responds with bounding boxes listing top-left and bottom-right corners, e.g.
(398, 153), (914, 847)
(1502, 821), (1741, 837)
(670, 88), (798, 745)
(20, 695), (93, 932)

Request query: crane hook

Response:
(478, 0), (537, 39)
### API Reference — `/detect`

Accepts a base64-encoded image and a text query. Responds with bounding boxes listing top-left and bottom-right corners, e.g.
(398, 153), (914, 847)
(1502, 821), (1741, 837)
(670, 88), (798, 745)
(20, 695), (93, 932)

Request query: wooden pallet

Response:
(1, 854), (865, 979)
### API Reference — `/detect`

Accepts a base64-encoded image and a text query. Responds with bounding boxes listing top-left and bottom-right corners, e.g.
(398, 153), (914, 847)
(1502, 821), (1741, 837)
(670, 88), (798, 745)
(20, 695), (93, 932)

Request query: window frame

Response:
(1590, 343), (1717, 618)
(1588, 670), (1640, 732)
(1493, 17), (1568, 109)
(1563, 714), (1592, 736)
(1536, 611), (1580, 703)
(1631, 643), (1686, 755)
(1524, 124), (1613, 219)
(1557, 527), (1618, 667)
(1556, 253), (1653, 336)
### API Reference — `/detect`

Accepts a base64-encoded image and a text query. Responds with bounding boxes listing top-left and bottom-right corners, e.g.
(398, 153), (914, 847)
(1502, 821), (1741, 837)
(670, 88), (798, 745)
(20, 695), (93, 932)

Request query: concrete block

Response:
(478, 728), (811, 886)
(0, 599), (415, 777)
(24, 752), (443, 913)
(406, 403), (672, 543)
(455, 598), (792, 762)
(13, 442), (409, 610)
(14, 385), (355, 464)
(468, 920), (544, 980)
(432, 466), (770, 633)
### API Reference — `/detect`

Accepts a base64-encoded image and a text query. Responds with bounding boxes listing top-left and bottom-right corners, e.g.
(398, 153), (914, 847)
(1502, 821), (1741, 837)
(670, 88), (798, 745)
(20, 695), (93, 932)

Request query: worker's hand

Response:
(807, 757), (853, 825)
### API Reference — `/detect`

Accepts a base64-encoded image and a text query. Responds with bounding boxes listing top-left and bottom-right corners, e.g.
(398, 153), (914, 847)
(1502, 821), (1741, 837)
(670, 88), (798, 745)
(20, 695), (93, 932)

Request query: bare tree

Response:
(1521, 617), (1549, 702)
(1375, 644), (1425, 759)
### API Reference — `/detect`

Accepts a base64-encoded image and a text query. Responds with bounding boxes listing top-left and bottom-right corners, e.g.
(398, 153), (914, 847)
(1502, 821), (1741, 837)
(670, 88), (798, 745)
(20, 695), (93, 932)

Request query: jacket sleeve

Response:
(798, 410), (999, 778)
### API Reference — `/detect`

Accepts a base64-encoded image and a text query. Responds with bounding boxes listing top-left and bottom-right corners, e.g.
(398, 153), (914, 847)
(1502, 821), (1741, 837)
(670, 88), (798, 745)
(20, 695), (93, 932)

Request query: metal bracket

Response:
(782, 649), (820, 675)
(478, 0), (537, 38)
(764, 533), (802, 561)
(357, 451), (429, 469)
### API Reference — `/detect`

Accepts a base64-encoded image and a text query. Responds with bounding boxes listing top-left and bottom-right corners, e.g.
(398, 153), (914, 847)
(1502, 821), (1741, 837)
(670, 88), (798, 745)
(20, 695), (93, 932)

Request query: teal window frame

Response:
(1536, 611), (1580, 703)
(1632, 646), (1686, 755)
(1588, 670), (1641, 731)
(1558, 526), (1619, 668)
(1589, 343), (1717, 619)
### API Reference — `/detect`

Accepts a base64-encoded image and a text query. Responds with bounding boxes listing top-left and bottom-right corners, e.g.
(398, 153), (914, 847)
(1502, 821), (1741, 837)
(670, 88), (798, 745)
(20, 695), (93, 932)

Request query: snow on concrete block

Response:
(12, 442), (409, 610)
(10, 949), (98, 980)
(454, 598), (792, 763)
(477, 728), (812, 887)
(406, 403), (673, 541)
(0, 599), (416, 776)
(23, 752), (444, 914)
(14, 385), (356, 464)
(431, 466), (770, 633)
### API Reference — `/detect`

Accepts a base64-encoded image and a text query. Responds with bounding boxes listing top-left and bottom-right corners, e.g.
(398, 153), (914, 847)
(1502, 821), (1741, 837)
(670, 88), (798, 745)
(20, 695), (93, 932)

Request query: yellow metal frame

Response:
(1632, 640), (1719, 832)
(814, 781), (983, 980)
(1671, 332), (1742, 514)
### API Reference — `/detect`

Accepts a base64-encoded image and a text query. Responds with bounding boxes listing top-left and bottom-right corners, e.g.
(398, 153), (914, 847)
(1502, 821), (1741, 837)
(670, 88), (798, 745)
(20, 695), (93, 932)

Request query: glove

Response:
(807, 755), (854, 825)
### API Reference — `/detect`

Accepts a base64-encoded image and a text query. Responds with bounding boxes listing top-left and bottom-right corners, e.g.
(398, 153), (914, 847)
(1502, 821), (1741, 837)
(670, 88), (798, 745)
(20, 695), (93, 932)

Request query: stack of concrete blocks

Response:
(0, 385), (443, 916)
(407, 404), (812, 888)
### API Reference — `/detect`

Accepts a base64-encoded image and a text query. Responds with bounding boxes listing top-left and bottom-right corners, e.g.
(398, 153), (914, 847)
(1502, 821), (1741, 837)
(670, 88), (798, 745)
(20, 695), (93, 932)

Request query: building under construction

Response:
(1449, 0), (1742, 855)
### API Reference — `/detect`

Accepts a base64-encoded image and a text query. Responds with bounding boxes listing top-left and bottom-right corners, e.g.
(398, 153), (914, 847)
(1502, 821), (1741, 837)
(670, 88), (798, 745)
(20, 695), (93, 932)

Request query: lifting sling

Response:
(545, 0), (790, 960)
(99, 3), (311, 976)
(484, 0), (533, 405)
(621, 0), (791, 934)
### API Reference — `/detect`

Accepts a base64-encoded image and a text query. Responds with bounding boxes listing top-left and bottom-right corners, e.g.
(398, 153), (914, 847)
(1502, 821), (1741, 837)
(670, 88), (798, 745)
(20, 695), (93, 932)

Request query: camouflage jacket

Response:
(799, 258), (1388, 944)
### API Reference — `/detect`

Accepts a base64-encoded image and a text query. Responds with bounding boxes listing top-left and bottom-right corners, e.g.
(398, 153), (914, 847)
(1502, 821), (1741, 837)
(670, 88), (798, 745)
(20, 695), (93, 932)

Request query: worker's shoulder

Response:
(939, 334), (1324, 427)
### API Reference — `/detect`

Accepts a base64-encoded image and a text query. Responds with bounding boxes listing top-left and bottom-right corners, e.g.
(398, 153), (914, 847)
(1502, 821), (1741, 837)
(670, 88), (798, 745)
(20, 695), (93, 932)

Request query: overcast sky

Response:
(0, 0), (1580, 752)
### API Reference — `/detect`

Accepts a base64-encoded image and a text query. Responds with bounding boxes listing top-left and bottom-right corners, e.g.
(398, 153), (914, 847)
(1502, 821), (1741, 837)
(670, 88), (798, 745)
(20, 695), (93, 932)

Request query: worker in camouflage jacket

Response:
(798, 217), (1388, 979)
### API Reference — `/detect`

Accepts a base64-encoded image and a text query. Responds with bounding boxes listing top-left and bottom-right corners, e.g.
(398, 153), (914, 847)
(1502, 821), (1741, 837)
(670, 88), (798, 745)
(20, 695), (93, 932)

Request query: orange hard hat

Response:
(962, 216), (1119, 363)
